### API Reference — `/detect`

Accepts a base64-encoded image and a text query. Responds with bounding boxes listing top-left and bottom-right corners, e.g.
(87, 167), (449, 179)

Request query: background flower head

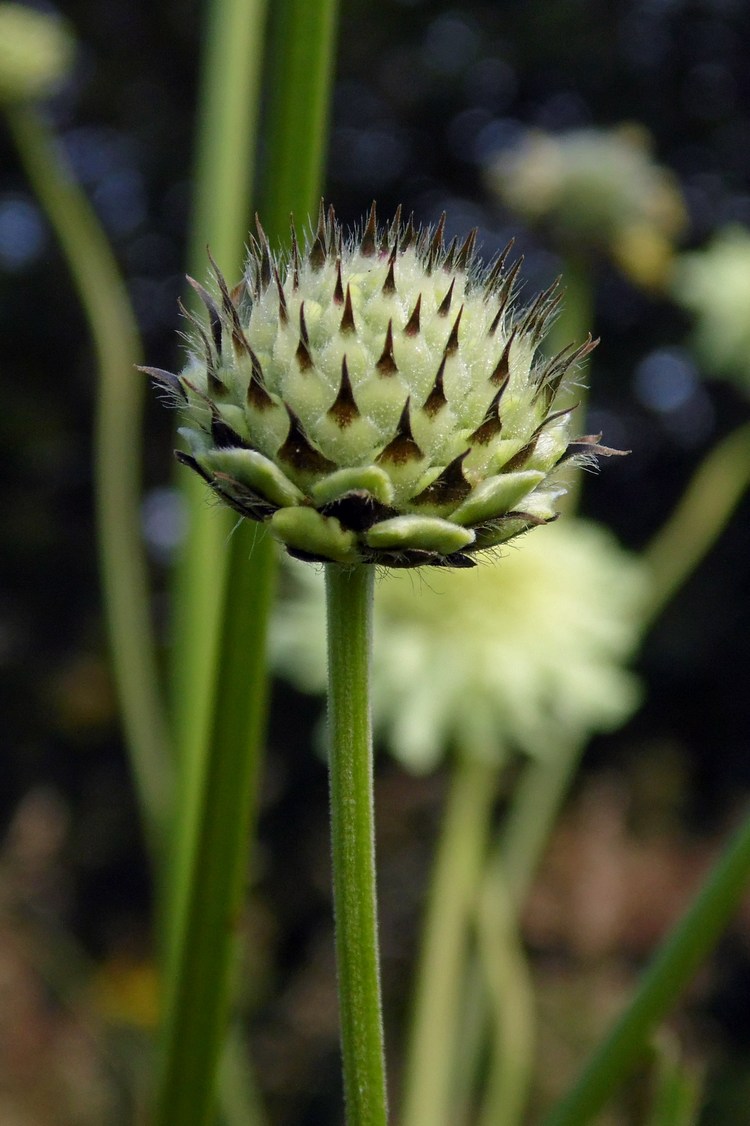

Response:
(0, 3), (74, 105)
(485, 125), (686, 290)
(271, 517), (647, 773)
(672, 225), (750, 396)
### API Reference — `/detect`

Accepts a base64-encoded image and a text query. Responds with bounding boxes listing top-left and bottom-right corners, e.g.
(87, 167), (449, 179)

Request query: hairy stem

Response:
(325, 565), (388, 1126)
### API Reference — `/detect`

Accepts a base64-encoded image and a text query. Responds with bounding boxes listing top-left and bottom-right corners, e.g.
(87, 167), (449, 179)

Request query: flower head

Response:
(0, 2), (74, 105)
(149, 203), (613, 568)
(672, 225), (750, 395)
(485, 126), (686, 290)
(271, 519), (647, 772)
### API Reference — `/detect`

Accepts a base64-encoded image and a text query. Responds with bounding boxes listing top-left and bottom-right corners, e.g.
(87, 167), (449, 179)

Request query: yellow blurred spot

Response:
(90, 955), (160, 1029)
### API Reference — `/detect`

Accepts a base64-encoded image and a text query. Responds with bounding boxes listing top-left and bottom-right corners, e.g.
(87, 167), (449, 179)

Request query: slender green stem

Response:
(325, 565), (387, 1126)
(552, 254), (595, 514)
(156, 529), (275, 1126)
(159, 4), (269, 1116)
(401, 754), (498, 1126)
(476, 857), (536, 1126)
(171, 0), (269, 770)
(260, 0), (339, 241)
(4, 104), (172, 862)
(500, 737), (586, 909)
(645, 1037), (702, 1126)
(162, 0), (341, 1119)
(543, 803), (750, 1126)
(643, 419), (750, 623)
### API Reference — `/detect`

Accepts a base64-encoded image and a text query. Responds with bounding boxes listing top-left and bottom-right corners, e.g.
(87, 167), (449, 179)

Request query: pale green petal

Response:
(271, 506), (360, 565)
(201, 448), (305, 508)
(365, 515), (475, 553)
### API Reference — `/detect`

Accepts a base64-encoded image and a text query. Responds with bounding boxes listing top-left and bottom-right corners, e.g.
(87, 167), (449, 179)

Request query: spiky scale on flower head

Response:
(148, 202), (617, 568)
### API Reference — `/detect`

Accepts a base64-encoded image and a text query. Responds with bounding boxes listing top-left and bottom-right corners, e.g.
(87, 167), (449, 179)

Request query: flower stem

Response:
(160, 4), (271, 1116)
(325, 564), (387, 1126)
(260, 0), (339, 237)
(155, 532), (275, 1126)
(500, 736), (587, 909)
(170, 0), (269, 762)
(543, 802), (750, 1125)
(476, 855), (536, 1126)
(643, 419), (750, 624)
(4, 104), (172, 863)
(401, 754), (497, 1126)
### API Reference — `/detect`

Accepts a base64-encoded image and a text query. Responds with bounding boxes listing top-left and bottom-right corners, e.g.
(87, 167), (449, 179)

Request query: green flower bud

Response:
(0, 3), (74, 104)
(148, 203), (618, 568)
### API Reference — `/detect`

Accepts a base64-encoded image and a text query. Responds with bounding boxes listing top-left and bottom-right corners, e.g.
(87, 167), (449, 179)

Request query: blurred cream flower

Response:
(485, 125), (686, 290)
(271, 518), (647, 773)
(0, 3), (74, 104)
(672, 225), (750, 394)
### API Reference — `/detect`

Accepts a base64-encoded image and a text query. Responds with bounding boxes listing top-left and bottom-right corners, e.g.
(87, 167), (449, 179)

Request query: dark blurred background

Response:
(2, 0), (750, 1121)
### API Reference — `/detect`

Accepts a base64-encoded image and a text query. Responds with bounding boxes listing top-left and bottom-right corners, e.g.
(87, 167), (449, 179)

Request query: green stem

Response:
(552, 254), (595, 514)
(401, 754), (498, 1126)
(325, 565), (387, 1126)
(643, 419), (750, 624)
(171, 0), (269, 772)
(161, 1), (270, 1113)
(162, 0), (340, 1119)
(645, 1036), (702, 1126)
(4, 104), (172, 862)
(156, 530), (275, 1126)
(476, 857), (536, 1126)
(260, 0), (339, 241)
(543, 803), (750, 1126)
(500, 737), (586, 909)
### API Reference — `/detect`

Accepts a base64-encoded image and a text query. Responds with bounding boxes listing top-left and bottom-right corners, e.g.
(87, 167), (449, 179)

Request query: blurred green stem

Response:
(171, 0), (268, 775)
(544, 802), (750, 1125)
(476, 856), (536, 1126)
(260, 0), (339, 240)
(159, 0), (269, 1122)
(401, 754), (498, 1126)
(643, 418), (750, 623)
(164, 0), (267, 941)
(155, 532), (275, 1126)
(553, 254), (595, 512)
(325, 565), (387, 1126)
(551, 254), (594, 371)
(645, 1036), (702, 1126)
(500, 736), (585, 909)
(5, 104), (172, 863)
(162, 0), (340, 1119)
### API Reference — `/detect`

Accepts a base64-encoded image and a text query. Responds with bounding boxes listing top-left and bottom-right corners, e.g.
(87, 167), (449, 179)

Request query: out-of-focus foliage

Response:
(272, 518), (646, 772)
(673, 224), (750, 394)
